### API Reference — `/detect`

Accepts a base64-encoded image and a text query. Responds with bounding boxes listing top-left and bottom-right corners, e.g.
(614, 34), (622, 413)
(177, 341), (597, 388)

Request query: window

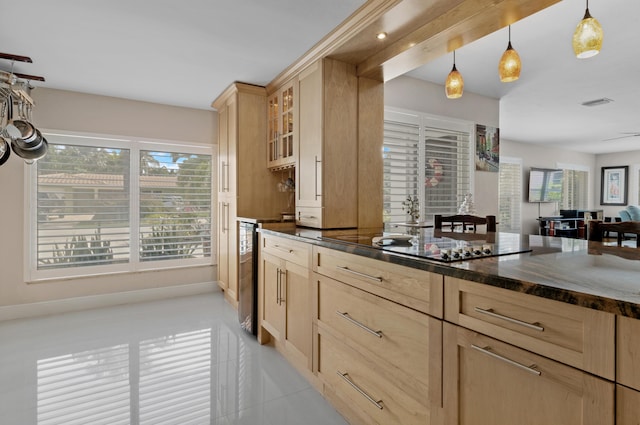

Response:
(383, 109), (472, 224)
(29, 133), (213, 281)
(498, 157), (522, 232)
(557, 163), (589, 210)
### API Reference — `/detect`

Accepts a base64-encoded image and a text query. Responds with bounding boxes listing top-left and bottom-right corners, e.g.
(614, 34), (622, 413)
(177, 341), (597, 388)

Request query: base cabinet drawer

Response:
(317, 273), (431, 389)
(443, 323), (614, 425)
(444, 276), (614, 379)
(318, 330), (432, 425)
(314, 245), (443, 316)
(617, 384), (640, 425)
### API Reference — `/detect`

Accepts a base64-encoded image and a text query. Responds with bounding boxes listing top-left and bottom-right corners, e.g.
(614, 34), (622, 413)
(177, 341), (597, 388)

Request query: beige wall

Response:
(595, 150), (640, 218)
(384, 75), (500, 217)
(501, 139), (596, 235)
(0, 88), (218, 308)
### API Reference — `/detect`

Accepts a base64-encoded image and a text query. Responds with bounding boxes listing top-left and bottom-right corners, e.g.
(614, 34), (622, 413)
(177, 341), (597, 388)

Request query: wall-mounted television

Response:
(528, 168), (563, 202)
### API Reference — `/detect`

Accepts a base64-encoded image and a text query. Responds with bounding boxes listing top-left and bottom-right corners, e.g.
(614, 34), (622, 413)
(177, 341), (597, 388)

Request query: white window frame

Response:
(384, 107), (475, 223)
(25, 130), (215, 282)
(498, 156), (523, 233)
(556, 162), (591, 210)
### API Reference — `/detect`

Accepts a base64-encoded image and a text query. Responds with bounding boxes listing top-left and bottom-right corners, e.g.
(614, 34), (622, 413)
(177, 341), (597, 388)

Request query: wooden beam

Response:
(356, 0), (561, 81)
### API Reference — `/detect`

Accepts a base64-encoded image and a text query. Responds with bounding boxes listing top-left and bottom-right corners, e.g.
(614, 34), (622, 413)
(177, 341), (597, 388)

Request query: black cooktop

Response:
(319, 229), (532, 262)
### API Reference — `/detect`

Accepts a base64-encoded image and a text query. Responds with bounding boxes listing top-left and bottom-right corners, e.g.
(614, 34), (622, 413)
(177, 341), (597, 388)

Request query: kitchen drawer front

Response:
(314, 245), (443, 317)
(443, 323), (614, 425)
(617, 384), (640, 425)
(617, 315), (640, 391)
(317, 273), (432, 389)
(262, 234), (310, 268)
(318, 330), (430, 425)
(444, 276), (615, 379)
(296, 206), (322, 228)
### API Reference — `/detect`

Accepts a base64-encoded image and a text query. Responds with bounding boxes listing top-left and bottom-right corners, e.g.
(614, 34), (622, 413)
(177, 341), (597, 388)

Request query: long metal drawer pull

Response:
(336, 266), (383, 282)
(336, 311), (383, 338)
(336, 371), (383, 410)
(272, 244), (294, 254)
(471, 345), (541, 376)
(474, 307), (544, 332)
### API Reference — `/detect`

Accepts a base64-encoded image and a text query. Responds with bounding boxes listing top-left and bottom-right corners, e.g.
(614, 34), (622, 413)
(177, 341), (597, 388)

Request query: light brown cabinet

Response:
(259, 234), (312, 371)
(444, 276), (615, 379)
(443, 323), (614, 425)
(212, 83), (282, 306)
(267, 79), (297, 170)
(616, 384), (640, 425)
(314, 245), (443, 425)
(296, 58), (358, 229)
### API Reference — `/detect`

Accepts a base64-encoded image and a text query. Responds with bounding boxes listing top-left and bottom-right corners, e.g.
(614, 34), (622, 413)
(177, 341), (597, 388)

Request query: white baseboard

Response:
(0, 282), (220, 322)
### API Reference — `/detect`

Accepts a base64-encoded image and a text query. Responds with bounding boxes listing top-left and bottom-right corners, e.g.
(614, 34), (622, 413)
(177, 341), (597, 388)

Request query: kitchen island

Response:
(255, 226), (640, 425)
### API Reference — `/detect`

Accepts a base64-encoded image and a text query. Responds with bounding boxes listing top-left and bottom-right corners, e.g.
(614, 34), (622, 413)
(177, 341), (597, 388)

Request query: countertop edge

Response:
(259, 228), (640, 318)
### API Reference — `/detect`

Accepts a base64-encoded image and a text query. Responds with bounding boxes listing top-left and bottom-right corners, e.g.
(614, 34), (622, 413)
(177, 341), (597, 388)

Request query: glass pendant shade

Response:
(572, 7), (603, 58)
(445, 64), (464, 99)
(499, 41), (521, 82)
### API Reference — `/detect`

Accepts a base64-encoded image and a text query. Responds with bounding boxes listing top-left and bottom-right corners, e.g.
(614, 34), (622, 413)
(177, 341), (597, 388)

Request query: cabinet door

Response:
(278, 80), (296, 167)
(297, 61), (322, 209)
(217, 201), (229, 291)
(218, 103), (229, 194)
(226, 201), (238, 302)
(284, 260), (311, 366)
(443, 323), (614, 425)
(226, 96), (238, 196)
(261, 252), (286, 340)
(267, 92), (279, 168)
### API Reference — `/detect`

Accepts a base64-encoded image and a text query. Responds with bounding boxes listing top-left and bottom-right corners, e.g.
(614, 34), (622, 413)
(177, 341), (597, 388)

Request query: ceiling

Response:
(0, 0), (366, 109)
(406, 0), (640, 154)
(1, 0), (637, 155)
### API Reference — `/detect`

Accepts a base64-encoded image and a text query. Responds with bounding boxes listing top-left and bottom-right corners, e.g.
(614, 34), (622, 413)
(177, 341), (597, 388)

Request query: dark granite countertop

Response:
(259, 226), (640, 318)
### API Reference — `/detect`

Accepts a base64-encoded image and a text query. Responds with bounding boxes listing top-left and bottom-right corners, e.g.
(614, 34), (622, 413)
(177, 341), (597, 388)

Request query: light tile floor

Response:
(0, 292), (348, 425)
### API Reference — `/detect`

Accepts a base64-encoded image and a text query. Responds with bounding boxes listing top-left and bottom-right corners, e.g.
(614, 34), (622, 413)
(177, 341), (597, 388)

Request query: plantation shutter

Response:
(36, 143), (131, 270)
(422, 125), (472, 220)
(559, 167), (589, 210)
(139, 151), (212, 261)
(383, 120), (420, 223)
(499, 158), (522, 232)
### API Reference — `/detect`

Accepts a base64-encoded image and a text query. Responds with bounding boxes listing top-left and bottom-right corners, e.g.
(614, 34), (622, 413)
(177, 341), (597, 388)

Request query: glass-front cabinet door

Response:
(267, 79), (297, 170)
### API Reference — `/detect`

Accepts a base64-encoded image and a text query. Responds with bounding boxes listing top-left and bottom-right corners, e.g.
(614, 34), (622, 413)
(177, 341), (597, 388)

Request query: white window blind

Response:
(383, 110), (472, 224)
(31, 133), (213, 280)
(499, 158), (522, 232)
(36, 144), (131, 270)
(558, 165), (589, 210)
(139, 151), (212, 261)
(423, 126), (471, 219)
(383, 120), (420, 223)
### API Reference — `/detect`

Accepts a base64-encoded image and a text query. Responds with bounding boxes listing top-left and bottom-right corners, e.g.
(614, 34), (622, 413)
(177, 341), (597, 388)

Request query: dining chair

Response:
(434, 214), (497, 233)
(588, 220), (640, 247)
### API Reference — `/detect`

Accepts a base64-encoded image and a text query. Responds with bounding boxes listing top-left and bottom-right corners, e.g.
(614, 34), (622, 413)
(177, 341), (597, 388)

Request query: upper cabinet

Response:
(296, 58), (359, 229)
(267, 79), (297, 171)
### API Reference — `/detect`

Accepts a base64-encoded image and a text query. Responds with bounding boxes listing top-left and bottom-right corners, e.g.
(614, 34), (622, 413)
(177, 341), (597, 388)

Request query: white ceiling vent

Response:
(581, 98), (614, 107)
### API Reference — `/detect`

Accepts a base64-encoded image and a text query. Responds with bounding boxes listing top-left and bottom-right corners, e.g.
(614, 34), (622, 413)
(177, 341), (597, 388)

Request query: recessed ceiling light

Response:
(376, 32), (387, 40)
(581, 97), (613, 107)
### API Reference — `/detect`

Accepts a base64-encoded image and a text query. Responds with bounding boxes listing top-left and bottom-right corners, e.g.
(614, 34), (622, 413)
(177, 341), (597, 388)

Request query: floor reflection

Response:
(1, 293), (347, 425)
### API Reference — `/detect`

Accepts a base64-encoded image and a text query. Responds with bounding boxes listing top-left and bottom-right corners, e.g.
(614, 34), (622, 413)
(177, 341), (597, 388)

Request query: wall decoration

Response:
(475, 124), (499, 172)
(600, 166), (628, 205)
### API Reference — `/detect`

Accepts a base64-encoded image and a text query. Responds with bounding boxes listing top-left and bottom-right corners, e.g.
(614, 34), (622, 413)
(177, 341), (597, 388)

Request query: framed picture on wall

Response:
(475, 124), (499, 172)
(600, 166), (628, 205)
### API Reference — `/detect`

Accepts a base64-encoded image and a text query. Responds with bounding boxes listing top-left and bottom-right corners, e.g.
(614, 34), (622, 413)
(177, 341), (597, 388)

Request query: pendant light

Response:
(445, 51), (463, 99)
(498, 26), (521, 82)
(572, 0), (603, 59)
